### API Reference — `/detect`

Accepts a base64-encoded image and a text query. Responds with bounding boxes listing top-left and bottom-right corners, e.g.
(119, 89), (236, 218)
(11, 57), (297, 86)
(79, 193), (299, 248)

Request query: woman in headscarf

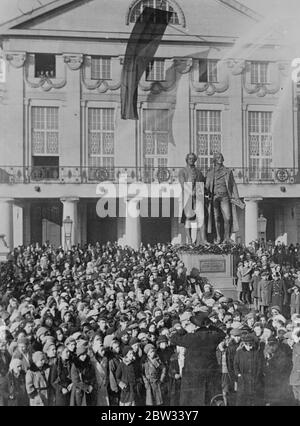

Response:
(25, 351), (50, 406)
(50, 345), (72, 406)
(4, 359), (29, 406)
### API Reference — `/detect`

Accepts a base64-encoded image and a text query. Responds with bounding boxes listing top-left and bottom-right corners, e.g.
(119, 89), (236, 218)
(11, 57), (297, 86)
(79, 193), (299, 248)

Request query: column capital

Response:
(63, 54), (83, 70)
(60, 197), (80, 203)
(5, 51), (26, 68)
(0, 198), (15, 204)
(244, 197), (263, 203)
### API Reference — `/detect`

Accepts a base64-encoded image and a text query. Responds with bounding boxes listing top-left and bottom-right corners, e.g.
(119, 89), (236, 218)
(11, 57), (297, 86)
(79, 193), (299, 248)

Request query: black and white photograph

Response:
(1, 0), (300, 410)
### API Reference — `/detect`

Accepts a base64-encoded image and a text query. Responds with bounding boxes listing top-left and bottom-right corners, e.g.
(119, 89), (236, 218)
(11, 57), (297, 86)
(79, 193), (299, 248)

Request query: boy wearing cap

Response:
(115, 347), (137, 406)
(108, 340), (122, 406)
(143, 344), (166, 406)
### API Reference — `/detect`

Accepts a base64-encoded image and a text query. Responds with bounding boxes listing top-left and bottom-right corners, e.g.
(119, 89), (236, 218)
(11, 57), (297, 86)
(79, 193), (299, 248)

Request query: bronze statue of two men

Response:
(179, 152), (243, 246)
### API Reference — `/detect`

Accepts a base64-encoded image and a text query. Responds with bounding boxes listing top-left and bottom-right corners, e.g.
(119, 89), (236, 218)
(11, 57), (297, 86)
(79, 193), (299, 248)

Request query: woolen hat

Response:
(242, 334), (255, 343)
(43, 341), (56, 354)
(36, 327), (49, 340)
(144, 343), (155, 355)
(129, 337), (140, 346)
(157, 335), (168, 344)
(230, 329), (243, 337)
(76, 342), (88, 356)
(190, 313), (209, 328)
(32, 351), (45, 364)
(122, 345), (133, 357)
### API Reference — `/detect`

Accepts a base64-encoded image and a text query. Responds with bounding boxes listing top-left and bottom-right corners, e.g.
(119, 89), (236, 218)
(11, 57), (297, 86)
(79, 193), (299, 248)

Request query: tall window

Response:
(199, 59), (218, 83)
(32, 107), (59, 156)
(146, 59), (165, 81)
(31, 107), (59, 179)
(91, 57), (111, 80)
(88, 108), (115, 180)
(196, 110), (221, 171)
(130, 0), (180, 24)
(143, 109), (169, 180)
(250, 62), (269, 84)
(248, 112), (273, 181)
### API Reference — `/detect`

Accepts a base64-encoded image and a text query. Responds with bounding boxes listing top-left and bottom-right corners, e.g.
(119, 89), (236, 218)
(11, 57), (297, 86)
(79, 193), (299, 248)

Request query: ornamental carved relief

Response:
(81, 56), (121, 93)
(24, 55), (67, 92)
(5, 52), (26, 68)
(139, 58), (193, 94)
(190, 60), (229, 96)
(242, 61), (282, 97)
(63, 54), (83, 70)
(227, 59), (246, 75)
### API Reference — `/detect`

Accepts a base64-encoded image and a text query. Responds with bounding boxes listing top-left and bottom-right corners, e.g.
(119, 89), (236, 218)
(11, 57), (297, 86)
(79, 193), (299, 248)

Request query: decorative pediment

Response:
(0, 0), (261, 40)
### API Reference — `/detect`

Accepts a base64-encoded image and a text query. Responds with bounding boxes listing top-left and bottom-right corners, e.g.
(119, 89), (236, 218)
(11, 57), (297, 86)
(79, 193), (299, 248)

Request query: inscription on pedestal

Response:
(199, 259), (226, 273)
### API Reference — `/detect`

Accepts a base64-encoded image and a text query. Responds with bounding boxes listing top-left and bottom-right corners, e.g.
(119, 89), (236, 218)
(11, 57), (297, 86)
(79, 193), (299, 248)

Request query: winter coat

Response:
(108, 355), (121, 394)
(226, 340), (240, 385)
(0, 351), (11, 406)
(143, 357), (166, 406)
(91, 355), (109, 406)
(269, 279), (287, 311)
(25, 364), (50, 406)
(115, 361), (137, 404)
(70, 357), (97, 406)
(251, 275), (260, 298)
(290, 342), (300, 386)
(50, 358), (72, 406)
(234, 347), (264, 406)
(3, 370), (29, 406)
(236, 267), (243, 292)
(264, 344), (292, 405)
(170, 325), (225, 406)
(12, 349), (32, 372)
(167, 351), (181, 406)
(257, 279), (271, 307)
(290, 293), (300, 316)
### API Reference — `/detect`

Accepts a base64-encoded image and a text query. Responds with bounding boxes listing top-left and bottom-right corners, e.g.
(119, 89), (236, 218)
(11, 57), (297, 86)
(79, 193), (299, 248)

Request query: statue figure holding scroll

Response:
(206, 152), (244, 244)
(178, 153), (207, 245)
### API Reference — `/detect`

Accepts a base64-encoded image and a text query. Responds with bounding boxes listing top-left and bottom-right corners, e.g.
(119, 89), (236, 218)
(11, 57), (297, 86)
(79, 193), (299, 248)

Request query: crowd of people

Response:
(0, 240), (300, 406)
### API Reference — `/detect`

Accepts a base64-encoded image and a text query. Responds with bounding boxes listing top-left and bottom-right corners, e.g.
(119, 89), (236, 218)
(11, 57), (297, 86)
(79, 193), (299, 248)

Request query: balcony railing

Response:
(0, 166), (299, 185)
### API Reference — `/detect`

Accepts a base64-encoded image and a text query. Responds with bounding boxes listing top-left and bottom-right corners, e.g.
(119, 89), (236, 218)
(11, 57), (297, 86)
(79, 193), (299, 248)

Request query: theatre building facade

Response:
(0, 0), (300, 251)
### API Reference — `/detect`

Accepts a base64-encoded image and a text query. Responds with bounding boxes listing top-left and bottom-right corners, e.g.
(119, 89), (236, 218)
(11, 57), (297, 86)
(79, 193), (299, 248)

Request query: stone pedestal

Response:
(178, 252), (237, 298)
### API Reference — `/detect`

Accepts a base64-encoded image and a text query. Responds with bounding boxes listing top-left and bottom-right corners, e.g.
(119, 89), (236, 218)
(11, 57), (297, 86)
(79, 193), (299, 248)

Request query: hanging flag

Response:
(121, 7), (172, 120)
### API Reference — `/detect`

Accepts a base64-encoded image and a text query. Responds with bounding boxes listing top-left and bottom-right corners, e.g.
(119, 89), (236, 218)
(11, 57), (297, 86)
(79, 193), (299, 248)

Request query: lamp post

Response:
(63, 216), (73, 251)
(257, 214), (267, 245)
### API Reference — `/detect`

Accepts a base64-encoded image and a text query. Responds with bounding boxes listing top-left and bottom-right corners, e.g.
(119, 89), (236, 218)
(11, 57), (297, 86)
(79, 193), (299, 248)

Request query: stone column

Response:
(0, 198), (14, 251)
(244, 198), (262, 246)
(124, 198), (142, 250)
(60, 197), (79, 249)
(23, 202), (31, 246)
(171, 217), (183, 245)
